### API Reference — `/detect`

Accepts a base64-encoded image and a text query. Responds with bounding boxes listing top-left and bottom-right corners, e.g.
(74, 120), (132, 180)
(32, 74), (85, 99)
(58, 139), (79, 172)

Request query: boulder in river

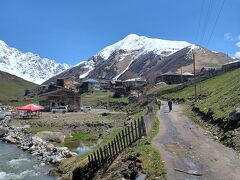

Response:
(36, 131), (65, 143)
(0, 126), (8, 137)
(4, 136), (17, 144)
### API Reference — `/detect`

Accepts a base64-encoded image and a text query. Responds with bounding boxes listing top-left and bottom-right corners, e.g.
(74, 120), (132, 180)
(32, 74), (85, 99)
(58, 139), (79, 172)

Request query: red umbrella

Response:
(16, 104), (44, 111)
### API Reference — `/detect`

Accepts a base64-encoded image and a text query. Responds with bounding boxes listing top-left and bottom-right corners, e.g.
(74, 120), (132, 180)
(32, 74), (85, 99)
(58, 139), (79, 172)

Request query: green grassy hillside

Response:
(161, 68), (240, 121)
(81, 90), (129, 109)
(0, 71), (37, 100)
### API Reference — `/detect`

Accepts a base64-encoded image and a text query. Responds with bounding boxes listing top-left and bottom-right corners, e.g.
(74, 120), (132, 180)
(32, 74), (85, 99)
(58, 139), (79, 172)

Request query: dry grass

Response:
(14, 111), (126, 128)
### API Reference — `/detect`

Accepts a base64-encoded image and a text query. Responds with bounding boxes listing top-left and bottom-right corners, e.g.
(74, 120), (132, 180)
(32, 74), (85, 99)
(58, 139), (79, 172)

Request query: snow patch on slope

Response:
(79, 60), (95, 79)
(113, 57), (135, 80)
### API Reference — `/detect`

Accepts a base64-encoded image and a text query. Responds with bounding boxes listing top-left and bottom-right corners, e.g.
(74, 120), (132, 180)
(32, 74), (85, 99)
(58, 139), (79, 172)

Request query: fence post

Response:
(113, 138), (118, 155)
(131, 121), (135, 141)
(134, 120), (138, 139)
(122, 129), (126, 148)
(99, 147), (104, 165)
(127, 126), (131, 144)
(141, 116), (146, 136)
(93, 152), (97, 167)
(88, 155), (92, 168)
(125, 128), (129, 146)
(111, 140), (115, 156)
(137, 118), (141, 136)
(103, 146), (107, 162)
(96, 150), (101, 167)
(116, 134), (121, 152)
(118, 133), (123, 151)
(90, 154), (94, 168)
(108, 142), (112, 159)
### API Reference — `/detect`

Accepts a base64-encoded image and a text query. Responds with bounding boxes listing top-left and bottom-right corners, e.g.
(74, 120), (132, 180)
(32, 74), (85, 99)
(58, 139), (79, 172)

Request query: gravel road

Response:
(153, 102), (240, 180)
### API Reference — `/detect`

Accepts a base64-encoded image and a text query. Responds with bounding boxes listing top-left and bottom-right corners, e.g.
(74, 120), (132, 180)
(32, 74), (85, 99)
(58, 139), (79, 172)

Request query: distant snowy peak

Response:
(43, 33), (233, 85)
(97, 34), (197, 59)
(0, 40), (70, 84)
(78, 34), (198, 80)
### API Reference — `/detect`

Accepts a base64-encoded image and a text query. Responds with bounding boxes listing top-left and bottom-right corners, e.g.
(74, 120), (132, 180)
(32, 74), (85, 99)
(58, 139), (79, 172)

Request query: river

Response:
(0, 141), (55, 180)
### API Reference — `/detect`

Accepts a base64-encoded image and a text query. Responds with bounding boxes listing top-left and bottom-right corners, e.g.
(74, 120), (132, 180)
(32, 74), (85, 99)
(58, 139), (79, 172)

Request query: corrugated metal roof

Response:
(82, 79), (100, 83)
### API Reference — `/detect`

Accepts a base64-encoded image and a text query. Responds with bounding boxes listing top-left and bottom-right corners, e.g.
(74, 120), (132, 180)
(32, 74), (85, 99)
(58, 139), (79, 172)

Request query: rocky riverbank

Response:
(0, 118), (77, 166)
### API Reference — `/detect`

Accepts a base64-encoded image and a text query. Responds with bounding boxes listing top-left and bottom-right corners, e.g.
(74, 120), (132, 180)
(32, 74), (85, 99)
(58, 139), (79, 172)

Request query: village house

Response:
(39, 88), (80, 112)
(39, 77), (80, 112)
(222, 60), (240, 72)
(123, 77), (147, 89)
(56, 77), (76, 90)
(80, 79), (100, 93)
(200, 66), (219, 72)
(99, 80), (112, 90)
(156, 72), (194, 84)
(200, 66), (220, 75)
(109, 80), (129, 98)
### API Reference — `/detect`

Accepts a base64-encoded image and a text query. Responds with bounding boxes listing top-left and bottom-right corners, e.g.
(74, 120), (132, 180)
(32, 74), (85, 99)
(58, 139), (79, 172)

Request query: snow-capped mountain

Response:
(97, 34), (195, 59)
(0, 40), (70, 84)
(44, 34), (234, 84)
(80, 34), (197, 79)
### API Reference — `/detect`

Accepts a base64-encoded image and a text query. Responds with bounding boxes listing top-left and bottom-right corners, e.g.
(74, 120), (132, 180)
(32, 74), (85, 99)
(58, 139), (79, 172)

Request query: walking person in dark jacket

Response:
(168, 100), (173, 112)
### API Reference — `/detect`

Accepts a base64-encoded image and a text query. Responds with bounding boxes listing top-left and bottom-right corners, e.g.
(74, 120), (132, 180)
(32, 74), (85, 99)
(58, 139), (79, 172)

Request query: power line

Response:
(196, 0), (206, 43)
(206, 0), (226, 47)
(199, 0), (213, 45)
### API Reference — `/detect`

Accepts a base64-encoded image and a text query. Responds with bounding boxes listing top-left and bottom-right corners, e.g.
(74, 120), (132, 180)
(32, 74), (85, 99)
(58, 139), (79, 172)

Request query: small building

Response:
(80, 79), (100, 93)
(156, 72), (194, 85)
(110, 80), (124, 89)
(200, 66), (219, 74)
(222, 60), (240, 72)
(99, 80), (111, 90)
(113, 86), (130, 98)
(124, 77), (147, 89)
(39, 88), (80, 112)
(56, 77), (76, 90)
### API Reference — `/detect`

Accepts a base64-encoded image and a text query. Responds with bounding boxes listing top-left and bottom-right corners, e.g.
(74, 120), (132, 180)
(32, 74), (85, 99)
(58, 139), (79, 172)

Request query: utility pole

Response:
(193, 51), (197, 102)
(199, 73), (202, 97)
(180, 65), (183, 84)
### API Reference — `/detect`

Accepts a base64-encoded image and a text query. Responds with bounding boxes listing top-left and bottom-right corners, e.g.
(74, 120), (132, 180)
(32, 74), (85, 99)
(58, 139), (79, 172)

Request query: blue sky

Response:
(0, 0), (239, 65)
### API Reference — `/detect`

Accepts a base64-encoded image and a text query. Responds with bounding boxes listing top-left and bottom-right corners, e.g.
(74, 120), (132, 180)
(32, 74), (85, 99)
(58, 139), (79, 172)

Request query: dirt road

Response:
(153, 102), (240, 180)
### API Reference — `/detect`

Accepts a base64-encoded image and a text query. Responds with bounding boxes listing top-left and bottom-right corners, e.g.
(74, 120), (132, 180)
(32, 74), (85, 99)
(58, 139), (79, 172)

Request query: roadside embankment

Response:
(158, 68), (240, 152)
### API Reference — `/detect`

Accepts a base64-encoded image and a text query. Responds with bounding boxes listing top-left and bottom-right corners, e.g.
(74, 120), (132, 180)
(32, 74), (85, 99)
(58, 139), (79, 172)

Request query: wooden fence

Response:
(72, 117), (147, 180)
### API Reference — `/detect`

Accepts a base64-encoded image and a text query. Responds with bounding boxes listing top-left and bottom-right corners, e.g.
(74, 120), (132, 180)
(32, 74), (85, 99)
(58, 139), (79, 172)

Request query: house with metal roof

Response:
(80, 79), (100, 93)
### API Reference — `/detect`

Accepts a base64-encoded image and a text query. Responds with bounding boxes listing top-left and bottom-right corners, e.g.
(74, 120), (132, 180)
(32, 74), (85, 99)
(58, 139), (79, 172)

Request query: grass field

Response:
(0, 71), (37, 101)
(81, 90), (129, 109)
(161, 68), (240, 121)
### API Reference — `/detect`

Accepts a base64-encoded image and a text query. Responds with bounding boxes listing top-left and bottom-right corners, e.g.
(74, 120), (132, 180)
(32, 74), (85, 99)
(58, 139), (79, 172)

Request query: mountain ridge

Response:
(43, 34), (234, 84)
(0, 40), (70, 84)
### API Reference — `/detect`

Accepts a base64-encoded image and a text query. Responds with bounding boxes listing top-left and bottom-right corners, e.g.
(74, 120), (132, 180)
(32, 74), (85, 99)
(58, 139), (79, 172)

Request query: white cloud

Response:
(236, 42), (240, 48)
(224, 33), (234, 41)
(234, 52), (240, 59)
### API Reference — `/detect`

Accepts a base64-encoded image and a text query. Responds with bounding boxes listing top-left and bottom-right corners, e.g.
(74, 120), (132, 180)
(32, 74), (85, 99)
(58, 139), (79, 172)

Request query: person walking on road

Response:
(168, 100), (173, 112)
(156, 98), (162, 110)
